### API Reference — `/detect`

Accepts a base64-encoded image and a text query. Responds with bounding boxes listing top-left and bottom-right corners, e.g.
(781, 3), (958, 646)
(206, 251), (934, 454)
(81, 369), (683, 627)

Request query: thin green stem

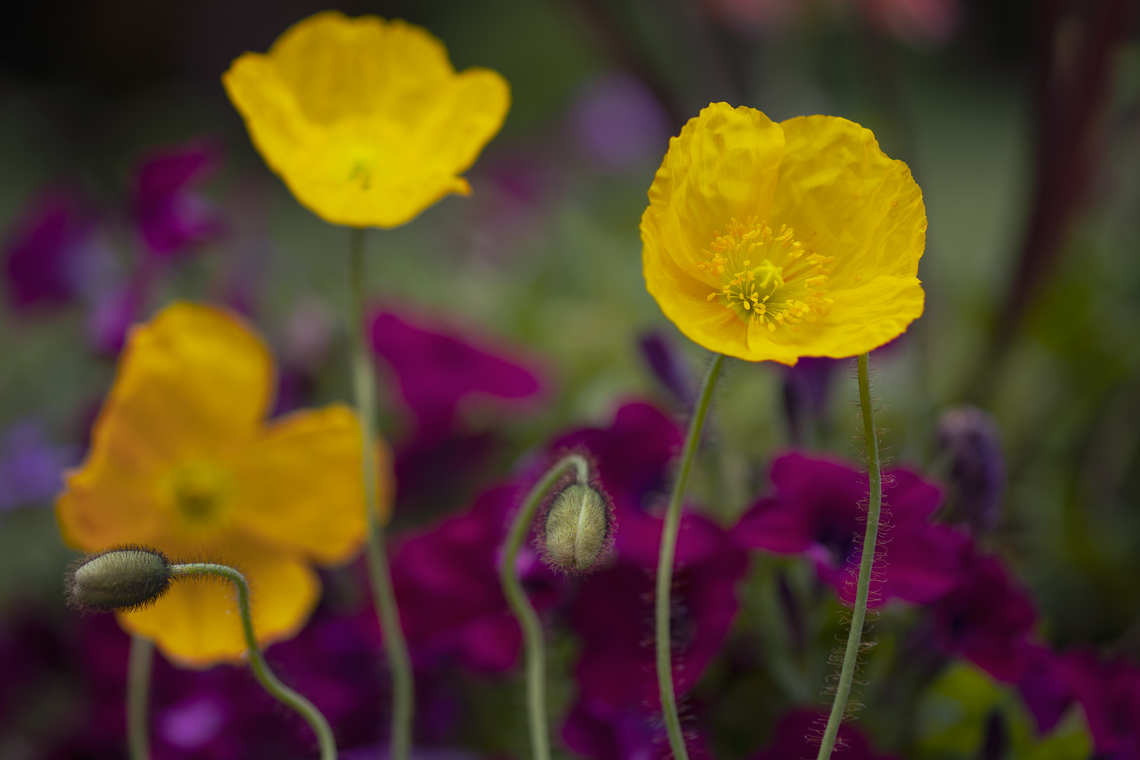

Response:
(816, 353), (883, 760)
(169, 563), (336, 760)
(127, 635), (154, 760)
(657, 353), (724, 760)
(348, 227), (414, 760)
(499, 454), (590, 760)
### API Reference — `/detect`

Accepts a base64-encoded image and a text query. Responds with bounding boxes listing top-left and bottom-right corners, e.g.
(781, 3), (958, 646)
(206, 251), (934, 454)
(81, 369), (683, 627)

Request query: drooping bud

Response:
(542, 481), (614, 574)
(65, 546), (174, 612)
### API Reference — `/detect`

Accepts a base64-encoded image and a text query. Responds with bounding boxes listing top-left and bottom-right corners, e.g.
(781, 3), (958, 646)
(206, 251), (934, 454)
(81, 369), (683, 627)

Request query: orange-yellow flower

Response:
(56, 302), (385, 666)
(641, 103), (926, 365)
(222, 11), (510, 229)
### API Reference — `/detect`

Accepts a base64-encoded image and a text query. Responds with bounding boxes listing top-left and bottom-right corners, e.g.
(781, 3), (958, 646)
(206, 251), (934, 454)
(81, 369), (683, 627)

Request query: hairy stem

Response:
(657, 353), (724, 760)
(170, 563), (337, 760)
(349, 227), (414, 760)
(816, 352), (883, 760)
(499, 454), (590, 760)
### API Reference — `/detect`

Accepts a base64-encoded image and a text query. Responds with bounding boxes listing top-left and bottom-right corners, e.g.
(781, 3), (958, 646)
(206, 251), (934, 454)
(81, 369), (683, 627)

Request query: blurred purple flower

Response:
(745, 708), (899, 760)
(0, 418), (75, 511)
(936, 405), (1005, 532)
(639, 330), (696, 410)
(1015, 644), (1075, 734)
(391, 483), (561, 673)
(131, 140), (224, 258)
(371, 308), (544, 443)
(932, 549), (1038, 682)
(733, 452), (968, 606)
(569, 73), (670, 173)
(1055, 649), (1140, 757)
(553, 402), (746, 760)
(3, 187), (96, 311)
(781, 357), (841, 445)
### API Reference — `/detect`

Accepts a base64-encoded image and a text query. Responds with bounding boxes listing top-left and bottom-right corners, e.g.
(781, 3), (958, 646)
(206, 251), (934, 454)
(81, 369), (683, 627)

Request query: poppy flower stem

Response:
(169, 563), (337, 760)
(816, 352), (882, 760)
(500, 453), (590, 760)
(127, 634), (154, 760)
(348, 227), (414, 760)
(657, 352), (724, 760)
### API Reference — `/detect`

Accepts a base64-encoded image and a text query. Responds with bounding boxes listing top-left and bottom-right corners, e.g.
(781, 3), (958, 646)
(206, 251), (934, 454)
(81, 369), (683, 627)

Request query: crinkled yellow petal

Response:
(56, 303), (273, 550)
(642, 106), (926, 364)
(646, 103), (784, 277)
(771, 115), (925, 287)
(642, 207), (754, 359)
(118, 533), (319, 667)
(222, 12), (510, 229)
(231, 404), (374, 564)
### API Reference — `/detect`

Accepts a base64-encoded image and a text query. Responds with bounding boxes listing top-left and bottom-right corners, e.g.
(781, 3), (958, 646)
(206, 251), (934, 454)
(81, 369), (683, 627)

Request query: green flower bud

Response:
(542, 481), (613, 574)
(66, 546), (173, 612)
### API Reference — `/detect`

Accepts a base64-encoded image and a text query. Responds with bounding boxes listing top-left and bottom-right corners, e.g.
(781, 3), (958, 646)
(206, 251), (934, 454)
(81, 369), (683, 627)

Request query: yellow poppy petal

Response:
(56, 448), (166, 551)
(647, 102), (784, 272)
(642, 105), (925, 362)
(222, 12), (509, 229)
(231, 404), (375, 564)
(118, 534), (319, 667)
(770, 115), (926, 288)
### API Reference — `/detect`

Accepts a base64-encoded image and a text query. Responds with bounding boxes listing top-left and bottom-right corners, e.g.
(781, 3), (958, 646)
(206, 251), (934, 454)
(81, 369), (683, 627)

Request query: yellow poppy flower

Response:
(222, 11), (510, 229)
(641, 103), (926, 365)
(56, 302), (385, 666)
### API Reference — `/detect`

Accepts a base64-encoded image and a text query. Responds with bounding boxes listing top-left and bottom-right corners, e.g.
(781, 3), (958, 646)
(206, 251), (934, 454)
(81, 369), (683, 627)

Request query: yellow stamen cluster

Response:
(696, 217), (834, 333)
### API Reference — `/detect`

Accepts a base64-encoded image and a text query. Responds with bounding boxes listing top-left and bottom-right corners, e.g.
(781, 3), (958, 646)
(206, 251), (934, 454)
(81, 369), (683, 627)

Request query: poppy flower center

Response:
(698, 217), (834, 332)
(164, 460), (236, 532)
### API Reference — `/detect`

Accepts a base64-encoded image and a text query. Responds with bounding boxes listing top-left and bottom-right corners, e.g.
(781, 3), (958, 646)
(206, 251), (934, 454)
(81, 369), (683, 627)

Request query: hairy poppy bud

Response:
(65, 546), (174, 612)
(542, 481), (614, 574)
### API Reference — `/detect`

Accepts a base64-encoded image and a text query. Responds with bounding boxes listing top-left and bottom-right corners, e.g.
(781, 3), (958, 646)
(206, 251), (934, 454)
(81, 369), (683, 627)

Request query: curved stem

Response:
(816, 353), (883, 760)
(127, 635), (154, 760)
(348, 227), (414, 760)
(499, 454), (590, 760)
(656, 353), (724, 760)
(170, 563), (337, 760)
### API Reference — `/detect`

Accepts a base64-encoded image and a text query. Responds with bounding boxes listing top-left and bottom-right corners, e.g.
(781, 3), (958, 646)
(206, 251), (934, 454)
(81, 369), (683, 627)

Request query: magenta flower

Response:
(390, 484), (561, 673)
(733, 452), (968, 606)
(553, 403), (748, 760)
(371, 308), (544, 442)
(931, 549), (1038, 682)
(745, 708), (899, 760)
(3, 187), (95, 311)
(131, 141), (223, 258)
(1056, 649), (1140, 757)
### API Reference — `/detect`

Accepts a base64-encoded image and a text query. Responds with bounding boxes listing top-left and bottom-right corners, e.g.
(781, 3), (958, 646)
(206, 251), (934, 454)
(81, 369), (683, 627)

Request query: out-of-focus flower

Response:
(936, 405), (1005, 532)
(391, 482), (562, 673)
(1054, 649), (1140, 757)
(0, 419), (76, 511)
(641, 103), (926, 364)
(856, 0), (960, 48)
(781, 356), (841, 444)
(3, 187), (96, 310)
(570, 72), (670, 173)
(372, 309), (543, 442)
(1015, 644), (1075, 734)
(56, 302), (376, 665)
(132, 141), (224, 258)
(639, 329), (696, 410)
(734, 452), (967, 606)
(553, 403), (747, 760)
(223, 11), (510, 229)
(932, 549), (1038, 682)
(701, 0), (959, 48)
(745, 708), (900, 760)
